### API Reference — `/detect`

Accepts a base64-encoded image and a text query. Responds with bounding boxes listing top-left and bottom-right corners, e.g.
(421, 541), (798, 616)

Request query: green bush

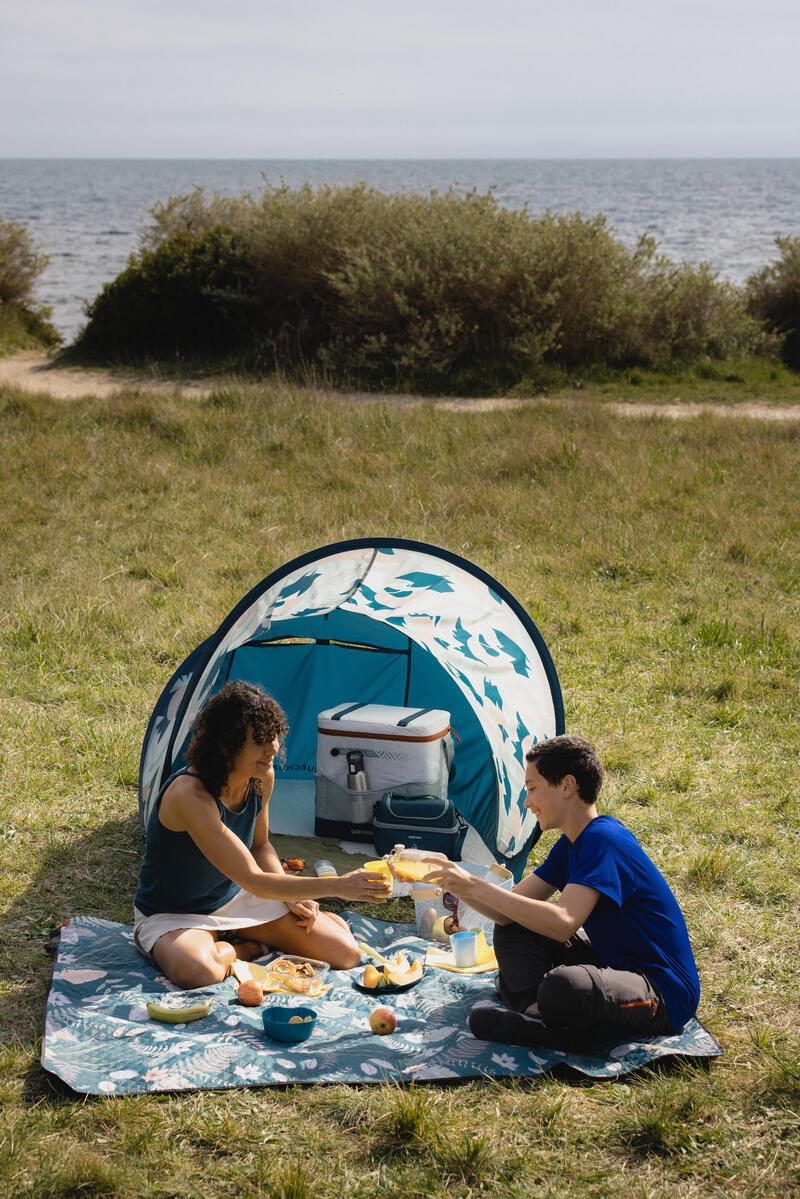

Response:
(71, 183), (770, 389)
(746, 236), (800, 368)
(0, 217), (60, 353)
(74, 225), (254, 360)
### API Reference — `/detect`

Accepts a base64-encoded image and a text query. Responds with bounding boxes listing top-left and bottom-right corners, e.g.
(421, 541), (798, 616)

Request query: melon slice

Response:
(384, 957), (423, 987)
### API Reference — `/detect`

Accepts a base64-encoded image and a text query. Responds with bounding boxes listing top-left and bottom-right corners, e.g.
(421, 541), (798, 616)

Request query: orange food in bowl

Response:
(237, 978), (265, 1006)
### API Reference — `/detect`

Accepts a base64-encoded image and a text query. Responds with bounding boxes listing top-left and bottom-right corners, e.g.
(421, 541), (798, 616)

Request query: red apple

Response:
(369, 1006), (397, 1035)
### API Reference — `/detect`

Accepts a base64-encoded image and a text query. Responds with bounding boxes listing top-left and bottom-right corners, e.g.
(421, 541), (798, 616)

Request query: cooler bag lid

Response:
(317, 702), (450, 741)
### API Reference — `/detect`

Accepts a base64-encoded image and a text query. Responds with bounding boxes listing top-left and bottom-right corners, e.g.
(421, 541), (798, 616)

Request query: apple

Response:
(237, 978), (264, 1006)
(369, 1006), (397, 1035)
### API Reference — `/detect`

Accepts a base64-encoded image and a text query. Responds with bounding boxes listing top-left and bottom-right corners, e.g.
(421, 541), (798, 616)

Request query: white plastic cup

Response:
(450, 930), (478, 968)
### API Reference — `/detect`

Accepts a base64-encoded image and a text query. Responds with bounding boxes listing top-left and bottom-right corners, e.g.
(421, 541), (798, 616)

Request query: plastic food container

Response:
(387, 847), (448, 882)
(411, 861), (514, 940)
(266, 955), (330, 994)
(261, 1005), (317, 1043)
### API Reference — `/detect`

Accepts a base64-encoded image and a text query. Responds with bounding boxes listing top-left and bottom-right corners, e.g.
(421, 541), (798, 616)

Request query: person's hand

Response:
(337, 868), (392, 903)
(288, 899), (319, 931)
(421, 859), (473, 895)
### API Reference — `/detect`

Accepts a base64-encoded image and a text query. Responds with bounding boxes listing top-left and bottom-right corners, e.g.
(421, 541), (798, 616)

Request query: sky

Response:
(3, 0), (800, 158)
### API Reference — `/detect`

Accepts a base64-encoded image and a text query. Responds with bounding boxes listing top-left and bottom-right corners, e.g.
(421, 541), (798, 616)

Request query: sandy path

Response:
(1, 351), (799, 420)
(0, 351), (216, 400)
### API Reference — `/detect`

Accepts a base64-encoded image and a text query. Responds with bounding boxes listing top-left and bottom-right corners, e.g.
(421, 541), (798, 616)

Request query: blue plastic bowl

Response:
(261, 1005), (317, 1043)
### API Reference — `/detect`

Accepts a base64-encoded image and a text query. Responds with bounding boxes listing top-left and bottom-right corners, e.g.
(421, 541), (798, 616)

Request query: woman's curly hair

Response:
(186, 681), (288, 799)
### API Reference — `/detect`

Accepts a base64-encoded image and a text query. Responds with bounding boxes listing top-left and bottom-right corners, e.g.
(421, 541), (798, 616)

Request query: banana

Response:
(146, 999), (212, 1024)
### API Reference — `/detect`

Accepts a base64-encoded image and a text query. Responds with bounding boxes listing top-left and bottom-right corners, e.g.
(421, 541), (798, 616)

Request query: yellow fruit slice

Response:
(384, 957), (423, 987)
(363, 964), (382, 988)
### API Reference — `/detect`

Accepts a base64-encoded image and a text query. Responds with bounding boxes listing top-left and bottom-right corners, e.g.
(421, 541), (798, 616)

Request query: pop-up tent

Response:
(139, 538), (564, 879)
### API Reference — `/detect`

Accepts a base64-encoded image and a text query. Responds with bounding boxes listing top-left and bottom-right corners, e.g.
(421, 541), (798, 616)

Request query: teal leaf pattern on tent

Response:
(499, 760), (514, 819)
(397, 572), (455, 593)
(451, 618), (483, 662)
(451, 668), (484, 708)
(479, 634), (501, 657)
(484, 679), (503, 709)
(493, 630), (530, 677)
(276, 572), (320, 601)
(355, 584), (394, 612)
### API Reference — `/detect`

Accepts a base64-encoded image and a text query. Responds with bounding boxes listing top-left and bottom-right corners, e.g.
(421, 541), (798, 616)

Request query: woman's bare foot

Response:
(231, 938), (265, 962)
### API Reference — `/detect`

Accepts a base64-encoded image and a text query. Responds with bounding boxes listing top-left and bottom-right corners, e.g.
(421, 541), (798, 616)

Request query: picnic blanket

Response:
(42, 913), (722, 1095)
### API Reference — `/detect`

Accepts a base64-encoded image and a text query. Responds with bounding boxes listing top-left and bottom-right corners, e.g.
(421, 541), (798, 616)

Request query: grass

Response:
(1, 375), (799, 1197)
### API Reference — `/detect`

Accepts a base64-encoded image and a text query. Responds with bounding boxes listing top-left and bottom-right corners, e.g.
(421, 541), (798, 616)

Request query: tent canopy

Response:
(139, 538), (564, 878)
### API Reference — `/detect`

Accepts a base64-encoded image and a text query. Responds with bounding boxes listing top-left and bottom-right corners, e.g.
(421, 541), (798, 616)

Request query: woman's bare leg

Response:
(240, 910), (361, 970)
(151, 928), (237, 989)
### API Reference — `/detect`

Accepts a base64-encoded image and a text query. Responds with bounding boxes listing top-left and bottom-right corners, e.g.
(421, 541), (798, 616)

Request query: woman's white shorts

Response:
(133, 889), (289, 960)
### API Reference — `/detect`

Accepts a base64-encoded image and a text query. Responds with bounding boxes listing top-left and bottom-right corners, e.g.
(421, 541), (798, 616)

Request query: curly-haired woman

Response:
(134, 681), (388, 988)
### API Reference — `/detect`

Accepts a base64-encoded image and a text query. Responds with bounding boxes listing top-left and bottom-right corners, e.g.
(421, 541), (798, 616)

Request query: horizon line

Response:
(3, 154), (800, 163)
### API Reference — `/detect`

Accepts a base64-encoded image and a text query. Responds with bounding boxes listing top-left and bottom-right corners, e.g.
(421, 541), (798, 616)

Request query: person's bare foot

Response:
(232, 938), (264, 962)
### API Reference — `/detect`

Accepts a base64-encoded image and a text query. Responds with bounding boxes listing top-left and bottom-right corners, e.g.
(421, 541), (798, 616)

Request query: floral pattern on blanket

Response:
(42, 914), (723, 1095)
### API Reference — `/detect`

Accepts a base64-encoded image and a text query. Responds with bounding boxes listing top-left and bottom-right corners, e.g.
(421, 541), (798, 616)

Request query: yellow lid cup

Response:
(363, 860), (393, 890)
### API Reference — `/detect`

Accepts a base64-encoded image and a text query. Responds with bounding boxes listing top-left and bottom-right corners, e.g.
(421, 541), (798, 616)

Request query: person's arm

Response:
(251, 790), (320, 930)
(455, 869), (558, 926)
(162, 778), (388, 904)
(250, 801), (290, 875)
(422, 859), (598, 941)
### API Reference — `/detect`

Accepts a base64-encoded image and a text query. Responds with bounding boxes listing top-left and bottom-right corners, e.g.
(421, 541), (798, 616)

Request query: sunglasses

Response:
(442, 889), (460, 935)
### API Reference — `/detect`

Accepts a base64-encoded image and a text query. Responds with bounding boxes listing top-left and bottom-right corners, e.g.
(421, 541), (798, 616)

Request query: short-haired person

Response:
(423, 735), (699, 1051)
(134, 682), (390, 988)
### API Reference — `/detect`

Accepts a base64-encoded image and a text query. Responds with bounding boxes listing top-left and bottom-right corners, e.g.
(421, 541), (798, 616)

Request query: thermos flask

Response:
(346, 749), (369, 791)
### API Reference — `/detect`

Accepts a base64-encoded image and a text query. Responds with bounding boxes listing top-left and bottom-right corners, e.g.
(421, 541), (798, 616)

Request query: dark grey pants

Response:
(493, 921), (672, 1049)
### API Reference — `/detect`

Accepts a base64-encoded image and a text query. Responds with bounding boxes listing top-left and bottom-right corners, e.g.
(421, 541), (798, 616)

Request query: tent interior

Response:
(139, 540), (564, 880)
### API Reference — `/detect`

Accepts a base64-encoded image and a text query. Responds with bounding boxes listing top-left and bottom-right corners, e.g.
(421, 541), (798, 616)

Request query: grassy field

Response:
(1, 376), (798, 1198)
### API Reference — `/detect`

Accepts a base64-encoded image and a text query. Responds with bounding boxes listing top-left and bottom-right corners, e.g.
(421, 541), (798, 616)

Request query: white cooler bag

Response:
(314, 702), (453, 841)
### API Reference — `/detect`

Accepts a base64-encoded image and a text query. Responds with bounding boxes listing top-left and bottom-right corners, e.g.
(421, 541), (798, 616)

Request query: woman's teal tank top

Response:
(134, 769), (262, 917)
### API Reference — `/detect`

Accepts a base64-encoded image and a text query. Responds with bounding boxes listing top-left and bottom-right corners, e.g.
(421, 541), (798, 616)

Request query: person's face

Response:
(231, 726), (280, 781)
(523, 762), (570, 831)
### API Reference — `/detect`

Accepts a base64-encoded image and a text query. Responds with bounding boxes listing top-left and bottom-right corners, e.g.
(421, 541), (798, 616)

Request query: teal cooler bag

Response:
(373, 793), (468, 859)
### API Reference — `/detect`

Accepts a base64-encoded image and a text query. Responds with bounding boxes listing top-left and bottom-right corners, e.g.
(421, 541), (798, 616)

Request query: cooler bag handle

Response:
(383, 794), (450, 822)
(396, 708), (435, 727)
(329, 702), (367, 720)
(442, 731), (456, 782)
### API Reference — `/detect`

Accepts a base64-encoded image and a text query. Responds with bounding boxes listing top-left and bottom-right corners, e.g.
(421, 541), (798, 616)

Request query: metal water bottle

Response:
(346, 749), (369, 791)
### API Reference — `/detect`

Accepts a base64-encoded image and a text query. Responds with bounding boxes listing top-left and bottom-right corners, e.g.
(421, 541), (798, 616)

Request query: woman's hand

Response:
(337, 868), (392, 903)
(288, 899), (319, 932)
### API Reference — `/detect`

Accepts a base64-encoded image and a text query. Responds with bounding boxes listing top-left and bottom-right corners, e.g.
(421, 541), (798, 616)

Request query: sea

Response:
(1, 158), (799, 345)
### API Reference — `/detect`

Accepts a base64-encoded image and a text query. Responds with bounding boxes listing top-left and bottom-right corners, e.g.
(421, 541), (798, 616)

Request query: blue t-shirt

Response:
(534, 815), (700, 1030)
(135, 770), (262, 918)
